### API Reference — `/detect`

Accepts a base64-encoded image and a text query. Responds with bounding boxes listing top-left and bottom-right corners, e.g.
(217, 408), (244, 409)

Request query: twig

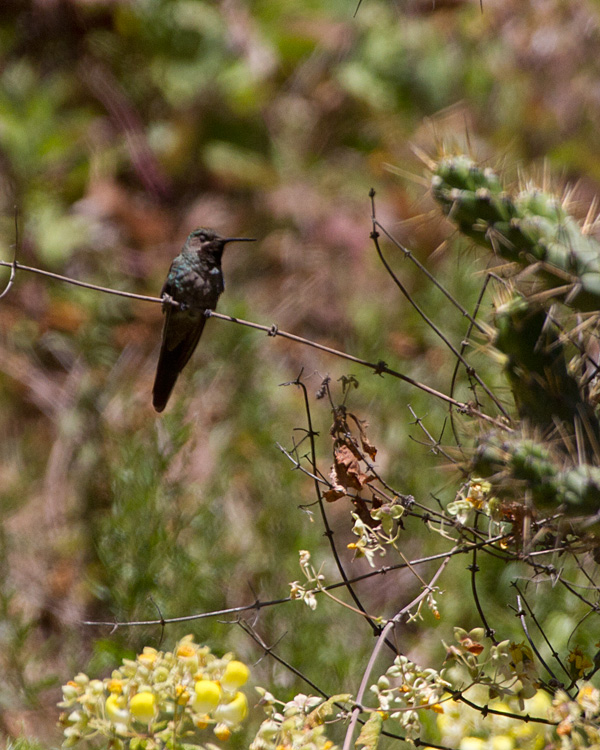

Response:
(208, 309), (508, 428)
(512, 583), (572, 685)
(469, 515), (497, 643)
(513, 589), (562, 689)
(0, 259), (172, 306)
(342, 555), (451, 750)
(453, 691), (557, 726)
(369, 193), (509, 420)
(286, 374), (386, 642)
(237, 618), (458, 750)
(0, 211), (19, 301)
(371, 215), (487, 335)
(408, 405), (459, 464)
(448, 271), (497, 448)
(238, 619), (330, 698)
(82, 542), (488, 628)
(0, 256), (509, 429)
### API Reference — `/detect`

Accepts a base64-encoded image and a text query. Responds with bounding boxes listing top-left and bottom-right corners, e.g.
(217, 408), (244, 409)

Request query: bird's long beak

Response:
(223, 237), (257, 244)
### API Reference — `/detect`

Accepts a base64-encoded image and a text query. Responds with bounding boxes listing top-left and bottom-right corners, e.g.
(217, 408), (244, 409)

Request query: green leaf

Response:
(355, 711), (383, 750)
(307, 694), (353, 726)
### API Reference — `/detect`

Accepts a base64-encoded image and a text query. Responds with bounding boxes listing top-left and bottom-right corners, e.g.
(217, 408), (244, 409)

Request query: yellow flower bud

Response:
(138, 647), (158, 667)
(221, 661), (250, 690)
(177, 642), (197, 659)
(213, 692), (248, 727)
(106, 693), (130, 725)
(193, 680), (222, 714)
(108, 679), (123, 694)
(176, 639), (199, 672)
(214, 723), (232, 741)
(129, 691), (156, 723)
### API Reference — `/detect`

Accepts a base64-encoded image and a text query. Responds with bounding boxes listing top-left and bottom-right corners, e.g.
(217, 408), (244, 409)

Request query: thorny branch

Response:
(342, 555), (452, 750)
(0, 256), (510, 429)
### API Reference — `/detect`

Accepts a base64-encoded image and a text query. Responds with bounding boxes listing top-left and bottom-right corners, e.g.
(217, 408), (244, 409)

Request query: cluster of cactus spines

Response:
(432, 155), (600, 313)
(472, 431), (600, 515)
(493, 294), (596, 435)
(430, 155), (600, 522)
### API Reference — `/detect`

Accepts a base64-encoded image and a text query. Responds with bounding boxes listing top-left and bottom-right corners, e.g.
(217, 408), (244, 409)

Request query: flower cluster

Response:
(446, 479), (496, 527)
(369, 655), (451, 740)
(445, 628), (539, 707)
(289, 550), (324, 610)
(250, 691), (351, 750)
(436, 688), (552, 750)
(551, 683), (600, 748)
(58, 635), (250, 749)
(347, 512), (387, 567)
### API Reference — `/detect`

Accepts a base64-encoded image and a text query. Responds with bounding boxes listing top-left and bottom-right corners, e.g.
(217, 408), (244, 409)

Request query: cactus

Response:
(429, 155), (600, 521)
(493, 295), (593, 434)
(432, 155), (600, 313)
(472, 431), (600, 515)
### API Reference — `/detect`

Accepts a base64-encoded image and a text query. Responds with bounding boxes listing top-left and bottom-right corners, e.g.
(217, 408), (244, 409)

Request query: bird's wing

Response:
(152, 308), (208, 412)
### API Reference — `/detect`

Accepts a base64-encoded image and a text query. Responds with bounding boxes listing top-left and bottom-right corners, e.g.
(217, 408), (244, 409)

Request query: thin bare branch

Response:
(342, 554), (452, 750)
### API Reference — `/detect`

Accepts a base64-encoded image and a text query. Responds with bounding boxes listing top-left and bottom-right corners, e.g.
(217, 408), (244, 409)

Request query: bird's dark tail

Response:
(152, 353), (180, 412)
(152, 316), (207, 412)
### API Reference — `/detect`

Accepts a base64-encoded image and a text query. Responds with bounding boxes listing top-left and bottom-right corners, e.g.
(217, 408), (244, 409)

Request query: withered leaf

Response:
(334, 445), (368, 490)
(361, 436), (377, 460)
(324, 487), (346, 503)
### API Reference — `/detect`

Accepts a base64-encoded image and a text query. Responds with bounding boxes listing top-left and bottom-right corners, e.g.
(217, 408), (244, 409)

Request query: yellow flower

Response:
(577, 683), (600, 713)
(214, 723), (232, 741)
(107, 679), (123, 694)
(106, 693), (130, 725)
(193, 680), (222, 714)
(130, 692), (156, 724)
(214, 692), (248, 726)
(569, 647), (592, 678)
(177, 642), (197, 659)
(221, 661), (250, 690)
(138, 647), (158, 667)
(176, 637), (200, 672)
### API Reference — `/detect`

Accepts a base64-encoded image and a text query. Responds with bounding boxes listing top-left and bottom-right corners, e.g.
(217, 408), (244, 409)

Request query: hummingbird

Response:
(152, 227), (256, 412)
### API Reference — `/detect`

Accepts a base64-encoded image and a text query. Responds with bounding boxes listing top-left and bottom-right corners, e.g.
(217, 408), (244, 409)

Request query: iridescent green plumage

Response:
(153, 228), (255, 412)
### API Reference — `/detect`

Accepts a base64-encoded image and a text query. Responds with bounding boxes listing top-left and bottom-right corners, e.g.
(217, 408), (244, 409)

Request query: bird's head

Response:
(187, 227), (256, 258)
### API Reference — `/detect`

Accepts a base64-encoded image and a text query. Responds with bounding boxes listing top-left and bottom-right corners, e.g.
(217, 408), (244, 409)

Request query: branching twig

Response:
(469, 515), (497, 643)
(513, 589), (561, 689)
(0, 255), (510, 429)
(285, 373), (386, 642)
(342, 555), (451, 750)
(369, 191), (510, 419)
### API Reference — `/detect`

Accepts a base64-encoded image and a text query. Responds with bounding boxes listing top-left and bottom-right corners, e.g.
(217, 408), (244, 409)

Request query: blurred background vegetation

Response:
(1, 0), (600, 746)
